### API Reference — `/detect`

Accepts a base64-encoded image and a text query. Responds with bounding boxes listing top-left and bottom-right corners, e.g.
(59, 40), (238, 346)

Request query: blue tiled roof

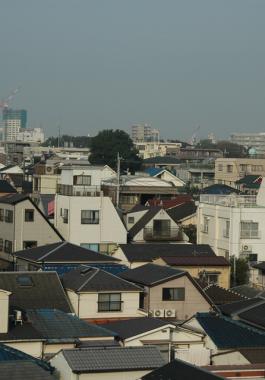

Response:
(196, 313), (265, 349)
(145, 167), (163, 176)
(44, 263), (128, 276)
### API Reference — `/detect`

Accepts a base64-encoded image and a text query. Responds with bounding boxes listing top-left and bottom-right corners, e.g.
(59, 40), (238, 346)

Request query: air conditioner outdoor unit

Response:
(242, 244), (252, 252)
(165, 309), (176, 318)
(153, 309), (164, 318)
(14, 310), (22, 325)
(46, 166), (53, 174)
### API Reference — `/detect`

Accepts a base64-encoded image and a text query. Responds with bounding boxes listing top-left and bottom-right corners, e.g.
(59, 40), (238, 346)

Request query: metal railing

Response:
(200, 194), (259, 208)
(143, 227), (179, 241)
(57, 184), (101, 197)
(240, 231), (261, 239)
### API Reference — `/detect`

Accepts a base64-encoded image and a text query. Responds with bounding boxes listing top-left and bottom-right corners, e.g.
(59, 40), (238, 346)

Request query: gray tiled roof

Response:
(15, 242), (119, 263)
(220, 298), (265, 316)
(119, 243), (215, 263)
(27, 309), (115, 341)
(120, 263), (186, 286)
(0, 272), (72, 313)
(62, 346), (165, 373)
(0, 361), (56, 380)
(62, 266), (141, 292)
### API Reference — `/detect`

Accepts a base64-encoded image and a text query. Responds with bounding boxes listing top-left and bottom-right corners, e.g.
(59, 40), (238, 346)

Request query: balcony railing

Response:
(144, 227), (179, 241)
(223, 230), (229, 238)
(200, 195), (259, 208)
(57, 184), (101, 197)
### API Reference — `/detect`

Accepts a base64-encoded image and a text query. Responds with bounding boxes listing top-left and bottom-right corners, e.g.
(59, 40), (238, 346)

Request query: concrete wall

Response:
(0, 289), (10, 333)
(5, 341), (43, 358)
(55, 195), (127, 246)
(212, 351), (249, 366)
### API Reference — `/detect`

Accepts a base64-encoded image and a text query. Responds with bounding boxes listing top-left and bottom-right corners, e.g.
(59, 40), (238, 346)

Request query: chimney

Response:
(0, 289), (11, 333)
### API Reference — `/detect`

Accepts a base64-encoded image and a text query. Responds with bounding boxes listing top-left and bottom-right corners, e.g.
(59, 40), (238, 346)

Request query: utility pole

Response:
(116, 152), (120, 208)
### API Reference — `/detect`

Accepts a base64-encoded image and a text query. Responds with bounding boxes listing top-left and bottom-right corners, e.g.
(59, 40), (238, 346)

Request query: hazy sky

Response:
(1, 0), (265, 140)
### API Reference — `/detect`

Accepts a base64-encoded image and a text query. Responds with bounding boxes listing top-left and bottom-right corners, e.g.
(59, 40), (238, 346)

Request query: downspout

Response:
(77, 293), (80, 318)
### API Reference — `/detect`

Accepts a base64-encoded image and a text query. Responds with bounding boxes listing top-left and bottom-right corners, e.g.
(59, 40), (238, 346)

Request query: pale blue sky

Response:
(0, 0), (265, 140)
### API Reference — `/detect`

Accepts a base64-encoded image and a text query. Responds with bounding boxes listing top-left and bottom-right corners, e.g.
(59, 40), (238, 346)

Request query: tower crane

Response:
(189, 125), (200, 146)
(0, 87), (20, 110)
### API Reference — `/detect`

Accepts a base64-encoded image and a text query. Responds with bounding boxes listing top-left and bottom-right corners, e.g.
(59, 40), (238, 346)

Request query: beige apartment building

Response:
(214, 158), (265, 187)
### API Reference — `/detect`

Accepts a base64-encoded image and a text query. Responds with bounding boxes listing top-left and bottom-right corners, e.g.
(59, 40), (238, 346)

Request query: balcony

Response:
(144, 227), (179, 241)
(200, 195), (259, 208)
(57, 184), (101, 197)
(240, 231), (261, 239)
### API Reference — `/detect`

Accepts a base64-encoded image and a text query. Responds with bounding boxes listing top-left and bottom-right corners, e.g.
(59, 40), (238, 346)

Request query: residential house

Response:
(201, 284), (248, 306)
(183, 312), (265, 359)
(214, 158), (265, 187)
(141, 358), (225, 380)
(230, 284), (265, 299)
(197, 180), (265, 261)
(102, 175), (178, 212)
(54, 164), (127, 253)
(50, 346), (165, 380)
(0, 343), (56, 380)
(200, 183), (240, 195)
(120, 263), (214, 320)
(210, 347), (265, 366)
(235, 175), (262, 194)
(62, 266), (145, 322)
(142, 156), (181, 171)
(113, 244), (230, 288)
(14, 241), (120, 273)
(127, 206), (183, 243)
(0, 193), (63, 256)
(103, 317), (207, 365)
(145, 167), (185, 188)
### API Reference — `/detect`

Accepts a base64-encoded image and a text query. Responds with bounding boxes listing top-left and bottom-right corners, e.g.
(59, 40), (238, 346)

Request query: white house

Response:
(197, 179), (265, 261)
(55, 164), (127, 253)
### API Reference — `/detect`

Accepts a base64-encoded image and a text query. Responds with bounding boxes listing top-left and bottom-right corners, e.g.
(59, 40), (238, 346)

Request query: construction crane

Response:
(0, 86), (20, 110)
(189, 125), (200, 146)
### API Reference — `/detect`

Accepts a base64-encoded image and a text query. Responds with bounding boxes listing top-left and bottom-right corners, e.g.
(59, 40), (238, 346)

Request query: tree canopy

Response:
(196, 139), (248, 158)
(89, 129), (142, 171)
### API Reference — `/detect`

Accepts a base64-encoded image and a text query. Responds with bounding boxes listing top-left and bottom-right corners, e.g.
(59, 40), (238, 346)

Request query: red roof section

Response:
(146, 195), (193, 209)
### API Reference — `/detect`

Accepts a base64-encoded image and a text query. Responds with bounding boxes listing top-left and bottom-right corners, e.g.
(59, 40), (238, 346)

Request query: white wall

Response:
(55, 195), (127, 246)
(60, 166), (116, 187)
(0, 289), (10, 333)
(5, 341), (43, 358)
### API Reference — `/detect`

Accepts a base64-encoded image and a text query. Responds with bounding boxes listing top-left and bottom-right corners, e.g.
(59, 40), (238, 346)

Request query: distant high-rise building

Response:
(131, 124), (160, 142)
(2, 108), (27, 141)
(230, 132), (265, 156)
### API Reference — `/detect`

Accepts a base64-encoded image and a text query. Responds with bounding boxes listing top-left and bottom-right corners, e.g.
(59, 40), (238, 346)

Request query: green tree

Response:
(230, 257), (249, 286)
(216, 140), (247, 158)
(89, 129), (142, 171)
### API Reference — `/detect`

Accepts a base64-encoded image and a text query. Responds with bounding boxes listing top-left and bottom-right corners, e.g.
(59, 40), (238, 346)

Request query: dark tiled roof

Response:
(167, 202), (197, 222)
(104, 317), (173, 339)
(162, 256), (229, 267)
(119, 243), (215, 263)
(236, 175), (261, 185)
(62, 266), (140, 292)
(239, 303), (265, 329)
(0, 193), (28, 204)
(0, 322), (43, 342)
(146, 195), (193, 208)
(6, 173), (23, 187)
(0, 272), (72, 313)
(0, 361), (56, 380)
(27, 309), (114, 341)
(239, 348), (265, 364)
(196, 313), (265, 349)
(120, 263), (186, 286)
(0, 180), (17, 193)
(252, 262), (265, 271)
(15, 242), (119, 263)
(200, 184), (240, 195)
(230, 285), (265, 299)
(204, 284), (247, 306)
(142, 359), (225, 380)
(62, 346), (165, 373)
(128, 207), (161, 238)
(220, 298), (265, 316)
(127, 204), (149, 213)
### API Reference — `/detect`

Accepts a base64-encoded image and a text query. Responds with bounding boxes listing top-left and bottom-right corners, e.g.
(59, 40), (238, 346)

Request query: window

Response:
(128, 216), (135, 224)
(5, 210), (13, 223)
(80, 243), (99, 252)
(4, 240), (12, 254)
(73, 175), (91, 186)
(0, 209), (4, 222)
(199, 271), (219, 285)
(98, 293), (122, 312)
(63, 209), (68, 224)
(202, 216), (209, 233)
(240, 221), (260, 239)
(162, 288), (185, 301)
(25, 209), (34, 222)
(16, 275), (33, 287)
(81, 210), (99, 224)
(223, 220), (230, 238)
(23, 241), (37, 249)
(218, 164), (223, 171)
(0, 239), (3, 251)
(227, 165), (233, 173)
